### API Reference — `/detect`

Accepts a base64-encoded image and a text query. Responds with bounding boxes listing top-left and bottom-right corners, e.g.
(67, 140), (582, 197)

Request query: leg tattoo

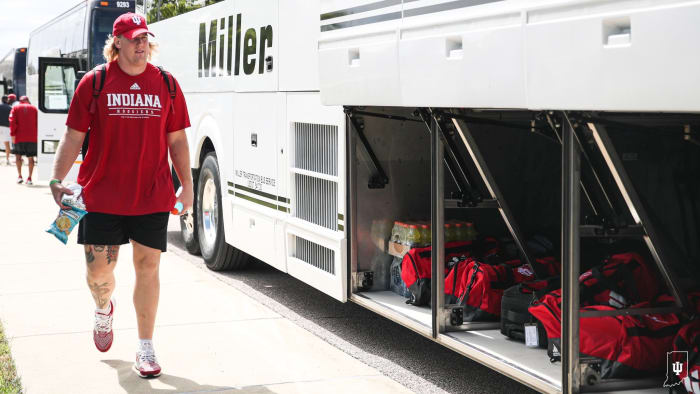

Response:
(89, 281), (111, 309)
(84, 246), (95, 264)
(106, 246), (118, 265)
(85, 245), (118, 265)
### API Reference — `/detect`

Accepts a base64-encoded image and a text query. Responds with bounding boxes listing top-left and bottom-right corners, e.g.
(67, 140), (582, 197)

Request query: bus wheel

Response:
(196, 152), (249, 271)
(180, 203), (201, 255)
(174, 165), (200, 255)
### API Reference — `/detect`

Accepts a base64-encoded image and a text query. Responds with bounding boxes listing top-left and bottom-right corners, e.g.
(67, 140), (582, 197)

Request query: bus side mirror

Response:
(75, 71), (87, 90)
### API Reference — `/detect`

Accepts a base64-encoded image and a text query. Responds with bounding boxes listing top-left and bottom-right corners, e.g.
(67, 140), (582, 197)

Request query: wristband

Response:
(49, 179), (62, 186)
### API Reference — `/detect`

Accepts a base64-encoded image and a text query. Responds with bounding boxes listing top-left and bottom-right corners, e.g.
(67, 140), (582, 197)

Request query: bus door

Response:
(37, 57), (81, 182)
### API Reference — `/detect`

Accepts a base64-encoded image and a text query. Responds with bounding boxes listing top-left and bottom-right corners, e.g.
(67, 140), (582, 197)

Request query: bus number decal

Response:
(116, 1), (130, 8)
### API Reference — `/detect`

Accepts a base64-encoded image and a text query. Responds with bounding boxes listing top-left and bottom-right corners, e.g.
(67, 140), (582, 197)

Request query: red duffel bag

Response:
(579, 252), (659, 309)
(530, 292), (682, 379)
(501, 256), (561, 278)
(401, 241), (471, 306)
(445, 258), (535, 321)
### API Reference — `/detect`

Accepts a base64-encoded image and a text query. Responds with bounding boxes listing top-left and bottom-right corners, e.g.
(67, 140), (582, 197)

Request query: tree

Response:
(146, 0), (203, 23)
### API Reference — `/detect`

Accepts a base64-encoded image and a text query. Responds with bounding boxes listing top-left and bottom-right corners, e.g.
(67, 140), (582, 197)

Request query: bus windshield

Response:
(13, 50), (26, 97)
(90, 8), (123, 68)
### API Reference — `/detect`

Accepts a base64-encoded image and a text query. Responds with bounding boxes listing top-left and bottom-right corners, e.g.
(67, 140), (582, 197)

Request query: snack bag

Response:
(46, 184), (88, 244)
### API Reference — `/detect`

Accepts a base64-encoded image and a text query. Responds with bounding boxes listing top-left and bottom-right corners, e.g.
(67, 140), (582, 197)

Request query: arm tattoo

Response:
(106, 246), (118, 265)
(84, 246), (95, 264)
(89, 281), (111, 309)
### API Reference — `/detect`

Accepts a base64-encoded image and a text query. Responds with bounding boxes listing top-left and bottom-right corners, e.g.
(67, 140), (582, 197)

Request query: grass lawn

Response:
(0, 320), (21, 394)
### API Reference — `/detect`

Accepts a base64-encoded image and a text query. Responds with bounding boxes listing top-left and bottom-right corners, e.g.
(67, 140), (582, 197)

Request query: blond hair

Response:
(102, 35), (158, 63)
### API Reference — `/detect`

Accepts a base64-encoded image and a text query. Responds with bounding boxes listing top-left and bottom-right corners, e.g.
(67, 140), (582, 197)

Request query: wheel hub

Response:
(201, 177), (218, 247)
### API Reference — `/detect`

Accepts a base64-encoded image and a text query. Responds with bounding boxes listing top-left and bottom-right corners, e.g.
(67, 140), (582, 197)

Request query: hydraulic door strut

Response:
(345, 107), (389, 189)
(425, 109), (547, 281)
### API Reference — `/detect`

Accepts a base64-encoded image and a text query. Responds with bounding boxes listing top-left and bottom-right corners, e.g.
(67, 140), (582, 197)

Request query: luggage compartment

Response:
(347, 107), (700, 393)
(348, 107), (434, 336)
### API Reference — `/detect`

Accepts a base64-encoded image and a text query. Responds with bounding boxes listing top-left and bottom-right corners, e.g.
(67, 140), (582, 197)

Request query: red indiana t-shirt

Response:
(66, 61), (190, 215)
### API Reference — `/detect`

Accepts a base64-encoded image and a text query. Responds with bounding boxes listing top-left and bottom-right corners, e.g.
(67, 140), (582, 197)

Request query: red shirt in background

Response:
(66, 60), (190, 215)
(9, 103), (38, 143)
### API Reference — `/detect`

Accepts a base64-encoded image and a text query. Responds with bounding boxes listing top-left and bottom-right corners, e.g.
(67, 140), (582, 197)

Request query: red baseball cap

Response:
(113, 13), (154, 40)
(7, 94), (16, 101)
(19, 96), (29, 103)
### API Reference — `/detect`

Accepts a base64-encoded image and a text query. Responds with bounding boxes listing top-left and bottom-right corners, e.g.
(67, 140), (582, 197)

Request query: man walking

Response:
(48, 13), (193, 378)
(0, 95), (11, 165)
(9, 96), (37, 184)
(7, 93), (18, 107)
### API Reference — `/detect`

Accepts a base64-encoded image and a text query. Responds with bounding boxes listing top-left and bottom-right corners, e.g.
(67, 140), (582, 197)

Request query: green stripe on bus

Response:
(234, 192), (277, 210)
(234, 183), (277, 201)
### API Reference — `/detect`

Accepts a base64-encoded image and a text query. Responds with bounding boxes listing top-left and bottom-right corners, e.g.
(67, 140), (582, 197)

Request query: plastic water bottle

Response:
(454, 222), (467, 242)
(444, 223), (456, 243)
(466, 222), (478, 241)
(397, 222), (407, 245)
(391, 221), (401, 243)
(420, 224), (431, 246)
(406, 224), (421, 247)
(171, 187), (184, 214)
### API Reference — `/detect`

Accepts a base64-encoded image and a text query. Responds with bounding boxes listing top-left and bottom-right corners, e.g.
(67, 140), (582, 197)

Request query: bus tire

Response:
(173, 165), (201, 255)
(196, 152), (249, 271)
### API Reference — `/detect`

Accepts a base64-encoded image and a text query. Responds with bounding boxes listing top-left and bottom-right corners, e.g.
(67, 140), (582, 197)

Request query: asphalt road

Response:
(166, 224), (537, 394)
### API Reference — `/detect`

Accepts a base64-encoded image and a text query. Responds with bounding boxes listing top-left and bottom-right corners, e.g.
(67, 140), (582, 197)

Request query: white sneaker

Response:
(133, 348), (161, 378)
(93, 299), (114, 352)
(26, 178), (33, 186)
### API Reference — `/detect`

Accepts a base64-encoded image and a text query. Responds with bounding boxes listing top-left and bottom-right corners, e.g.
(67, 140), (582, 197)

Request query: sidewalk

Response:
(0, 164), (411, 394)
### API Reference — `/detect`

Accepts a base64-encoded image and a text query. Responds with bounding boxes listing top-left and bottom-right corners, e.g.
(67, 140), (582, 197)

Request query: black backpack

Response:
(81, 63), (177, 157)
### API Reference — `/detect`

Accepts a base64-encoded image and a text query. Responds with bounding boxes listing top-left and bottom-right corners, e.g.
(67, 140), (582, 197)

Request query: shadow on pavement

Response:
(166, 230), (535, 394)
(102, 359), (273, 393)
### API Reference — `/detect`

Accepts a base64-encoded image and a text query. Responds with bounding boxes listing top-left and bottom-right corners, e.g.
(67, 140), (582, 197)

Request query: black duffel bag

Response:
(500, 276), (560, 347)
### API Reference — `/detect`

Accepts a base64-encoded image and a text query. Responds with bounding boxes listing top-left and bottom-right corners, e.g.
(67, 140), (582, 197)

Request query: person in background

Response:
(0, 95), (12, 165)
(9, 96), (38, 185)
(7, 93), (18, 107)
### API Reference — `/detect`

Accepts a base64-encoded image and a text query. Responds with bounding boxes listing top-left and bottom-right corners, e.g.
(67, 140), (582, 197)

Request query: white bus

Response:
(151, 1), (700, 393)
(0, 48), (27, 97)
(28, 0), (135, 181)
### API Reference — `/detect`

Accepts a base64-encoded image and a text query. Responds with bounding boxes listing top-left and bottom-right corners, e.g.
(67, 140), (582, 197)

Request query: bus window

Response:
(40, 63), (77, 112)
(90, 9), (123, 68)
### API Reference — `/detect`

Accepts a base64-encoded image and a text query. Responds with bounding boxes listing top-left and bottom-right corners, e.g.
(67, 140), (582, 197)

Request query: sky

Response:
(0, 0), (93, 58)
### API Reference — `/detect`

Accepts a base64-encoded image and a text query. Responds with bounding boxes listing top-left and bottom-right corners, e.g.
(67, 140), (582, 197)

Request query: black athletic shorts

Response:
(77, 212), (170, 252)
(12, 142), (37, 157)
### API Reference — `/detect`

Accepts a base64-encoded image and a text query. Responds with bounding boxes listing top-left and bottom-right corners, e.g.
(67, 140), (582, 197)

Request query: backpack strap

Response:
(158, 66), (176, 114)
(459, 261), (481, 305)
(89, 64), (107, 115)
